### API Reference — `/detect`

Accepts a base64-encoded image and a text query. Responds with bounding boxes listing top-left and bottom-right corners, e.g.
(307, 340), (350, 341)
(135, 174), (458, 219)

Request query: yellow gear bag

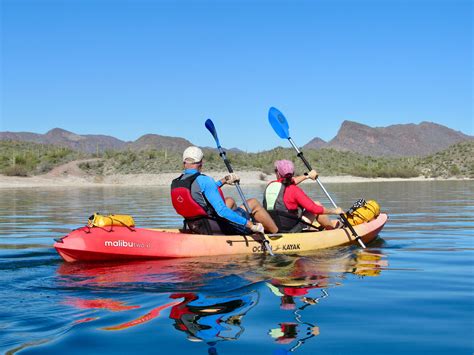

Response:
(87, 213), (135, 228)
(345, 200), (380, 226)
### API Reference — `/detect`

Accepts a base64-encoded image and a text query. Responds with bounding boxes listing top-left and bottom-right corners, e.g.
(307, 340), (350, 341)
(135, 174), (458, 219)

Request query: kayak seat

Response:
(181, 216), (252, 236)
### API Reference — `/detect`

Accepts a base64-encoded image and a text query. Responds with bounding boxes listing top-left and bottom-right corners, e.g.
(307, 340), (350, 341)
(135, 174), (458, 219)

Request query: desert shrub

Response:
(2, 165), (29, 177)
(0, 141), (84, 175)
(36, 162), (53, 174)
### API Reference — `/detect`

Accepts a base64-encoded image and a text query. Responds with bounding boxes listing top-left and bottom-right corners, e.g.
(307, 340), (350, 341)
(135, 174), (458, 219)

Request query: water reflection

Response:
(168, 290), (258, 344)
(53, 249), (388, 354)
(263, 249), (387, 353)
(3, 182), (473, 354)
(267, 287), (327, 352)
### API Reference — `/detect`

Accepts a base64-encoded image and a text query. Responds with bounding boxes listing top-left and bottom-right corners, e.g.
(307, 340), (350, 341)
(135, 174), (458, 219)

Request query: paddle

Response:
(268, 107), (367, 248)
(205, 118), (275, 255)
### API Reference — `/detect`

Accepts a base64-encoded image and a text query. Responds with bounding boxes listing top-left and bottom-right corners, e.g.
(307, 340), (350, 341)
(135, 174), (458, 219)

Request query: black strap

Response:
(109, 216), (135, 232)
(183, 214), (253, 236)
(271, 210), (324, 231)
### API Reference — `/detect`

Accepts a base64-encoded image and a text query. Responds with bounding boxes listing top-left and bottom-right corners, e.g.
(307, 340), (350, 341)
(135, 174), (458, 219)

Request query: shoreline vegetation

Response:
(0, 140), (472, 189)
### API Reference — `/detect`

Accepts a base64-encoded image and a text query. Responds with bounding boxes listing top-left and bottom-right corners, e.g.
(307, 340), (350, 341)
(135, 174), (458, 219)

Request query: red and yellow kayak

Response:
(54, 213), (388, 262)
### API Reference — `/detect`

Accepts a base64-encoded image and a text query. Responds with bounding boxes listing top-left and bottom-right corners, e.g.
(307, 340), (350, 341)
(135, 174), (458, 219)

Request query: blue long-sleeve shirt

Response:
(184, 168), (247, 226)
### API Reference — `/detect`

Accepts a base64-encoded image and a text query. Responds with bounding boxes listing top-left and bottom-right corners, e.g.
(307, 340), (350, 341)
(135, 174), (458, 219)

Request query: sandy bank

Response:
(0, 171), (469, 189)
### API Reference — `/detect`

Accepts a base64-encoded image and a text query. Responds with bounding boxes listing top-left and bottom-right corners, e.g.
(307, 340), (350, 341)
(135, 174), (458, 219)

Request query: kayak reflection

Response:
(169, 290), (259, 343)
(56, 249), (388, 353)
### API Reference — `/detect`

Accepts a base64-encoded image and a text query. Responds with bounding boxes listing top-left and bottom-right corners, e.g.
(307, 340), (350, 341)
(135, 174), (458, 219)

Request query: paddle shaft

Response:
(215, 146), (275, 256)
(287, 138), (366, 248)
(216, 147), (252, 213)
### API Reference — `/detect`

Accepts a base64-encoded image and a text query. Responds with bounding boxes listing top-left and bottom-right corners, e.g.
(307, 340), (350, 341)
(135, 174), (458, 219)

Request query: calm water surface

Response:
(1, 181), (473, 354)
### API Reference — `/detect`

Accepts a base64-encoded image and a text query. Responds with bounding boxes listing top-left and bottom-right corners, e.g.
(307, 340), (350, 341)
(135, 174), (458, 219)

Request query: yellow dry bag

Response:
(87, 213), (135, 228)
(345, 200), (380, 226)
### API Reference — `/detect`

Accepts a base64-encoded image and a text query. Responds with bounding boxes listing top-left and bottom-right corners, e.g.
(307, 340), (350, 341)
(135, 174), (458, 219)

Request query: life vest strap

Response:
(269, 210), (323, 233)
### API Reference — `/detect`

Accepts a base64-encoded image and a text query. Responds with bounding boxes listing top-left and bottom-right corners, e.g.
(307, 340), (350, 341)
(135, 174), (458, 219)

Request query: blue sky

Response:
(1, 0), (472, 151)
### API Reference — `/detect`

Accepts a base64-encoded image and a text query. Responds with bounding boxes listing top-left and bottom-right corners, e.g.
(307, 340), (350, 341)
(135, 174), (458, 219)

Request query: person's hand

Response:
(224, 173), (240, 185)
(333, 207), (344, 215)
(250, 222), (264, 234)
(307, 169), (318, 180)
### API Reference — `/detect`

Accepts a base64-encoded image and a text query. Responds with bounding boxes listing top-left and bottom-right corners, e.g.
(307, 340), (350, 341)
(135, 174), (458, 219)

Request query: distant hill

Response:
(0, 128), (245, 154)
(303, 121), (473, 156)
(304, 137), (327, 150)
(201, 146), (245, 154)
(126, 134), (194, 152)
(0, 129), (196, 154)
(0, 128), (126, 153)
(2, 120), (472, 157)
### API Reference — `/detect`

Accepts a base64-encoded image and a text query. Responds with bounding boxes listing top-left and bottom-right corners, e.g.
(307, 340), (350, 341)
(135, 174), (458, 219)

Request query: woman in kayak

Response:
(171, 146), (278, 235)
(263, 160), (343, 233)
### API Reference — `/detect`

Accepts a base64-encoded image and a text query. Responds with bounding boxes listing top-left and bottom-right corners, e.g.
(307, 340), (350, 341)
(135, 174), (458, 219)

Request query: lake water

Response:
(1, 181), (473, 354)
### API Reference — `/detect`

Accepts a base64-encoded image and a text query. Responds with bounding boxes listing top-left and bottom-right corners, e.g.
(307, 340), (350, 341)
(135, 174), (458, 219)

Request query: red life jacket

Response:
(171, 172), (225, 219)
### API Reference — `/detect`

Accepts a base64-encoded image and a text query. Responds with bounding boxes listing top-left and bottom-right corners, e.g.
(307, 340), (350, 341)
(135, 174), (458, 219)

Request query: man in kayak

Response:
(263, 160), (343, 232)
(171, 146), (278, 235)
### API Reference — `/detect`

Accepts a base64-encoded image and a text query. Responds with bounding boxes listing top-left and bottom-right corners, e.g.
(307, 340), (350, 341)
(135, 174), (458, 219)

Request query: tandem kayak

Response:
(54, 214), (387, 262)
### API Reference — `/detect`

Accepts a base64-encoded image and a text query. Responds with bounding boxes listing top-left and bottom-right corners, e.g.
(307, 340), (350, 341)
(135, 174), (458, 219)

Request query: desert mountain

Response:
(0, 128), (242, 154)
(0, 128), (126, 153)
(126, 134), (194, 152)
(303, 121), (473, 156)
(303, 137), (327, 150)
(0, 129), (197, 153)
(2, 120), (472, 157)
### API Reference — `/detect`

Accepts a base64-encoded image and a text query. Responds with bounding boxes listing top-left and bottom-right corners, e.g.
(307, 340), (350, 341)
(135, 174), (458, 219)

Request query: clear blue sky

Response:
(1, 0), (472, 151)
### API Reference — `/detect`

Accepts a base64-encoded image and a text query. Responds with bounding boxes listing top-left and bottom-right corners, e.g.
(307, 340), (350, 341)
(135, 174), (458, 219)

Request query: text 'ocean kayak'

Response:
(54, 214), (388, 262)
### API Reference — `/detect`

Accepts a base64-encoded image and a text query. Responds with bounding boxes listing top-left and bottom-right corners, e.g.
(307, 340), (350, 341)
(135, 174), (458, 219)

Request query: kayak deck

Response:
(54, 213), (388, 262)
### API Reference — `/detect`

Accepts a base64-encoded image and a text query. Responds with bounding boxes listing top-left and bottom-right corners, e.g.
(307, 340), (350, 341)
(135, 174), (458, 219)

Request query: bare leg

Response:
(309, 201), (340, 229)
(241, 198), (278, 234)
(301, 211), (317, 229)
(225, 197), (236, 209)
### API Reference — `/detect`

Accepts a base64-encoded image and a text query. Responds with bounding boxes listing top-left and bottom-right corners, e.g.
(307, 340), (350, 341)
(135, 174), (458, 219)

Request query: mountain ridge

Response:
(1, 120), (472, 157)
(303, 120), (472, 156)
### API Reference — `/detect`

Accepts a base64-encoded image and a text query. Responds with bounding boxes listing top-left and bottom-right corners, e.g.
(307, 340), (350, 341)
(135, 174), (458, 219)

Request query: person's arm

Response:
(217, 173), (240, 187)
(293, 175), (307, 185)
(293, 170), (318, 185)
(292, 187), (325, 215)
(198, 176), (247, 226)
(292, 186), (343, 215)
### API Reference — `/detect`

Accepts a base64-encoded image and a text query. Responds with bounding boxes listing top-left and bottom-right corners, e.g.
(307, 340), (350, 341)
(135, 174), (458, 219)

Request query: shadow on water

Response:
(6, 246), (388, 354)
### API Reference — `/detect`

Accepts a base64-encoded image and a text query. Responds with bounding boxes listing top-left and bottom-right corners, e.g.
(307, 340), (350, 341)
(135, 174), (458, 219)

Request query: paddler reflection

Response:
(169, 290), (259, 343)
(265, 249), (387, 353)
(263, 255), (331, 353)
(99, 290), (259, 355)
(267, 279), (328, 352)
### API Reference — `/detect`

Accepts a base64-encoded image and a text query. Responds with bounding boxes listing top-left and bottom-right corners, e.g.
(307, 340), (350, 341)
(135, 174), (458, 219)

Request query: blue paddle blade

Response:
(268, 107), (290, 139)
(205, 118), (221, 147)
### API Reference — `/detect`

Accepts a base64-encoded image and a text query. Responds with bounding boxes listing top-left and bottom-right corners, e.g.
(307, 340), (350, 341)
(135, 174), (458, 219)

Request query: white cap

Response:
(183, 146), (203, 163)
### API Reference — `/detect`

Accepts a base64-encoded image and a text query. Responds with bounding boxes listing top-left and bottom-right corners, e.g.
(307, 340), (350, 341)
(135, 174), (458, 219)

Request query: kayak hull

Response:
(54, 213), (388, 262)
